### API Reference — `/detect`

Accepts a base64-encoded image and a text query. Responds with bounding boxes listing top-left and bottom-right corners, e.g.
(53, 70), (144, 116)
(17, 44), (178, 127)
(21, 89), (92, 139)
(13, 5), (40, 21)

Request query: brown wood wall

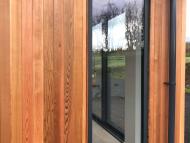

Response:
(149, 0), (170, 142)
(149, 0), (186, 143)
(0, 0), (87, 142)
(175, 0), (186, 142)
(0, 0), (11, 142)
(0, 0), (186, 143)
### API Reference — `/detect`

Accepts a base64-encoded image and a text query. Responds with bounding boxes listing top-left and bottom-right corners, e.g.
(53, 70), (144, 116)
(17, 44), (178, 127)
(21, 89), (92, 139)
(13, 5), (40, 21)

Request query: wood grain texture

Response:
(149, 0), (170, 142)
(43, 0), (56, 142)
(10, 0), (22, 142)
(1, 0), (88, 142)
(82, 0), (88, 142)
(175, 0), (186, 142)
(22, 0), (34, 142)
(63, 0), (74, 142)
(0, 0), (11, 142)
(62, 0), (88, 142)
(53, 0), (64, 142)
(33, 0), (44, 142)
(0, 0), (187, 142)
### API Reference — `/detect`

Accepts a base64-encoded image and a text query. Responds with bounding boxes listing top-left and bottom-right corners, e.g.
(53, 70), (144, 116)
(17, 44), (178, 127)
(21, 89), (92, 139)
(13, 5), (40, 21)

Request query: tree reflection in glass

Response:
(92, 0), (144, 142)
(185, 1), (190, 142)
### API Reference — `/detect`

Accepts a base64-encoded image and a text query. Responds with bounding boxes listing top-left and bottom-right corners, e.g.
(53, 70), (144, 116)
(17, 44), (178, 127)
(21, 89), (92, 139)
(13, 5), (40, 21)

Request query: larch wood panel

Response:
(0, 0), (187, 142)
(73, 0), (88, 141)
(33, 0), (44, 142)
(159, 0), (170, 142)
(70, 0), (85, 142)
(175, 0), (186, 142)
(43, 0), (56, 142)
(54, 0), (65, 142)
(53, 0), (64, 142)
(149, 0), (170, 143)
(22, 0), (34, 142)
(0, 0), (88, 142)
(63, 0), (88, 142)
(0, 0), (11, 142)
(10, 0), (22, 142)
(63, 0), (74, 142)
(82, 0), (88, 142)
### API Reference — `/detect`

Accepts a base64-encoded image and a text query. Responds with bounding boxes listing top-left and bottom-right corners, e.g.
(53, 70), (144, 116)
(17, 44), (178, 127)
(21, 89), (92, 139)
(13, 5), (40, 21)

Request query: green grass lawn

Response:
(186, 88), (190, 94)
(93, 53), (190, 92)
(93, 53), (126, 79)
(186, 56), (190, 64)
(186, 52), (190, 57)
(107, 55), (125, 68)
(93, 53), (126, 69)
(186, 56), (190, 94)
(107, 55), (126, 79)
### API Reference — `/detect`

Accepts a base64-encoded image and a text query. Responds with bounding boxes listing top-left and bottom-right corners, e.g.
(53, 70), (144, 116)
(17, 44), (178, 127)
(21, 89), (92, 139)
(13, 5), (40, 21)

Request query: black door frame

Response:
(168, 0), (177, 143)
(88, 0), (150, 142)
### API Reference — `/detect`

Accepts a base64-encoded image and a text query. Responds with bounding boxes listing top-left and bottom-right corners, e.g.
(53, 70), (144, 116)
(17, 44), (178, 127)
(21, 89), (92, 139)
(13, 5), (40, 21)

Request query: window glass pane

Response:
(92, 24), (103, 118)
(92, 0), (144, 142)
(185, 0), (190, 142)
(107, 13), (126, 132)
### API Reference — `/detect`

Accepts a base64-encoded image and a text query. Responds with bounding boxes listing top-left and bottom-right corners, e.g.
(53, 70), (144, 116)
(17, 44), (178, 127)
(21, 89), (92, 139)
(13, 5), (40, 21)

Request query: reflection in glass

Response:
(185, 41), (190, 142)
(92, 0), (144, 143)
(107, 13), (126, 132)
(92, 24), (103, 118)
(185, 1), (190, 142)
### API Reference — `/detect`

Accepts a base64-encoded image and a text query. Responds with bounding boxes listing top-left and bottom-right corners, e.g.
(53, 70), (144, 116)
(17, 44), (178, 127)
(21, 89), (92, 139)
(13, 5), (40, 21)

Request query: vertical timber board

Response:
(0, 0), (88, 142)
(63, 0), (74, 142)
(43, 0), (57, 142)
(82, 0), (88, 142)
(54, 0), (64, 141)
(0, 0), (11, 142)
(72, 0), (85, 141)
(10, 0), (22, 142)
(149, 0), (170, 143)
(63, 0), (87, 142)
(159, 0), (170, 142)
(21, 0), (34, 142)
(175, 0), (186, 142)
(33, 0), (44, 142)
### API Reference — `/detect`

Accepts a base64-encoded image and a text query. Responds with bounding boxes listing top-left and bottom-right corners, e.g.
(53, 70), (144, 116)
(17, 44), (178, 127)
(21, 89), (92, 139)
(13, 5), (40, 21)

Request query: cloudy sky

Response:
(186, 0), (190, 41)
(93, 0), (143, 16)
(93, 0), (190, 41)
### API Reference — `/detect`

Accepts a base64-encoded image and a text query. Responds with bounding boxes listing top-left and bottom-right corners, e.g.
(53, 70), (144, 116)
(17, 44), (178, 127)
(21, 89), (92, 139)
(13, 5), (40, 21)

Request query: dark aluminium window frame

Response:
(168, 0), (176, 143)
(88, 0), (150, 142)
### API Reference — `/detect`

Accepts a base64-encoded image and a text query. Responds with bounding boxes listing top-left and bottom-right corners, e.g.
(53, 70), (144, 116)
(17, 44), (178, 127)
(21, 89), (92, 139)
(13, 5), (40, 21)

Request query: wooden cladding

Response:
(0, 0), (87, 142)
(149, 0), (170, 143)
(0, 0), (187, 143)
(149, 0), (186, 143)
(0, 0), (11, 142)
(175, 0), (186, 143)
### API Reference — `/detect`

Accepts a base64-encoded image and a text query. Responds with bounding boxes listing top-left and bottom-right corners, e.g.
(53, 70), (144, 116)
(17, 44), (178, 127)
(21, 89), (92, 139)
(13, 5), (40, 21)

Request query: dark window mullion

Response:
(101, 50), (108, 122)
(101, 20), (108, 122)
